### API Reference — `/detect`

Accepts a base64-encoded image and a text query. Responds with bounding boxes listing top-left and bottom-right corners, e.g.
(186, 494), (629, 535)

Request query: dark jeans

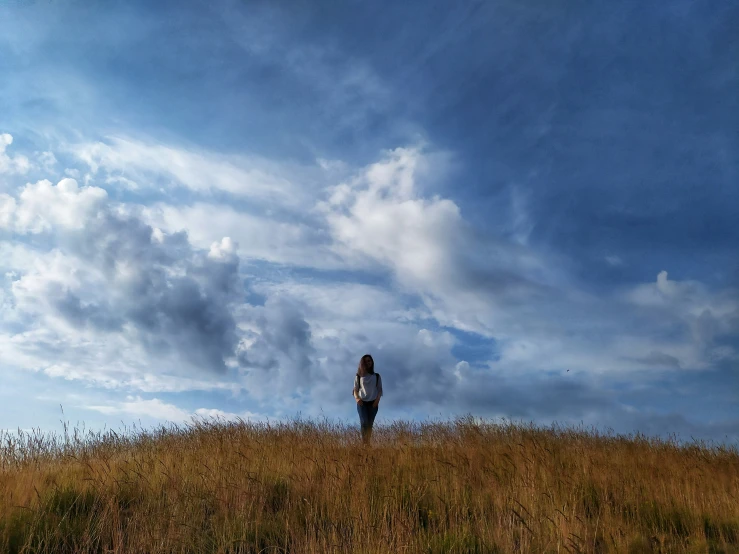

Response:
(357, 401), (378, 443)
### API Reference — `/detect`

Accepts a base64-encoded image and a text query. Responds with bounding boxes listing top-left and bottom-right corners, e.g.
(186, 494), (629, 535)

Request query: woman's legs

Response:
(357, 402), (379, 444)
(357, 402), (369, 443)
(366, 404), (378, 443)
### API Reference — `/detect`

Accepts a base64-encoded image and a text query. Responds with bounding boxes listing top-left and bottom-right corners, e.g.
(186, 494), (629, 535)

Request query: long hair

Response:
(358, 354), (375, 375)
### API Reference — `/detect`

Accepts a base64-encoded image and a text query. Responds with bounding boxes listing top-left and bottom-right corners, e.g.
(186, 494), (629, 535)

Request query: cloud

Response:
(218, 3), (392, 135)
(239, 279), (455, 410)
(508, 184), (534, 245)
(318, 147), (739, 384)
(193, 408), (269, 422)
(70, 137), (304, 203)
(0, 136), (736, 442)
(85, 397), (192, 422)
(37, 151), (57, 172)
(0, 0), (735, 442)
(1, 176), (246, 385)
(139, 201), (341, 268)
(208, 236), (237, 262)
(243, 273), (737, 443)
(624, 270), (739, 368)
(0, 194), (17, 229)
(83, 396), (274, 423)
(321, 146), (558, 338)
(3, 178), (107, 233)
(626, 270), (733, 314)
(236, 296), (316, 398)
(0, 134), (31, 175)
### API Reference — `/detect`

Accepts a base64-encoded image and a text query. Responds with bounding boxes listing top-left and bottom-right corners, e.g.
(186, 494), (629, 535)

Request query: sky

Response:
(0, 0), (737, 443)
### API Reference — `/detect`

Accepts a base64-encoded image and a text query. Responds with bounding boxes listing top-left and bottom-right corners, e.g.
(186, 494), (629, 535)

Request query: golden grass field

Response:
(0, 416), (737, 553)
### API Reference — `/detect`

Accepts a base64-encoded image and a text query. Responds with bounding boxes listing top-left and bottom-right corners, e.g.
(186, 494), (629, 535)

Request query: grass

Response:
(0, 416), (737, 553)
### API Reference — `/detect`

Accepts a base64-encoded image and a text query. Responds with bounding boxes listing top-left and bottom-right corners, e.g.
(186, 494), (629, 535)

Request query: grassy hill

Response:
(0, 417), (737, 553)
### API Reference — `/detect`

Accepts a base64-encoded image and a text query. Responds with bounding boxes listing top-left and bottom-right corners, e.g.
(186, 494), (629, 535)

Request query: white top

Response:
(354, 373), (383, 402)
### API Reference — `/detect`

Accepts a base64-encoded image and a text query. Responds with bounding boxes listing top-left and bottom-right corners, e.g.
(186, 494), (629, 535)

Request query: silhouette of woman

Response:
(353, 354), (382, 444)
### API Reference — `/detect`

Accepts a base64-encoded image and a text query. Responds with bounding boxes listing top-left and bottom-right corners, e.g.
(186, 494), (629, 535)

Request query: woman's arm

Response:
(373, 374), (382, 407)
(353, 376), (362, 404)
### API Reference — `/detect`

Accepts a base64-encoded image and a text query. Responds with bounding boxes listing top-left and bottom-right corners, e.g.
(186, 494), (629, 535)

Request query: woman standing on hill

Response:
(353, 354), (383, 444)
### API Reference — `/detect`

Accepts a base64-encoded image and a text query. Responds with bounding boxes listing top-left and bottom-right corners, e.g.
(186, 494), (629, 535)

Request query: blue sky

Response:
(0, 0), (737, 443)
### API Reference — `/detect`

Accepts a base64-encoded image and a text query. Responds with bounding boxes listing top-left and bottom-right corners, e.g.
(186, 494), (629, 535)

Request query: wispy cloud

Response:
(138, 201), (340, 268)
(70, 137), (302, 203)
(83, 396), (268, 423)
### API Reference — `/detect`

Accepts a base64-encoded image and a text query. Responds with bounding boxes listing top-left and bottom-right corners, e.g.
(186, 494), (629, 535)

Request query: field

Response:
(0, 417), (737, 553)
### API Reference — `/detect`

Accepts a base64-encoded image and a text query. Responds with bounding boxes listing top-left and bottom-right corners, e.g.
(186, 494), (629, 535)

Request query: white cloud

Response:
(208, 236), (237, 261)
(36, 357), (244, 393)
(105, 174), (139, 190)
(85, 397), (192, 422)
(627, 270), (737, 317)
(10, 249), (94, 319)
(193, 408), (268, 421)
(37, 151), (57, 172)
(320, 146), (555, 337)
(253, 280), (426, 327)
(322, 147), (459, 280)
(139, 201), (342, 268)
(83, 397), (268, 423)
(2, 178), (107, 233)
(70, 137), (305, 204)
(0, 193), (17, 229)
(0, 133), (31, 174)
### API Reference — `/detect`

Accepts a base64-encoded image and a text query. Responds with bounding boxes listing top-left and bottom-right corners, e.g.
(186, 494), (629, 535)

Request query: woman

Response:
(353, 354), (383, 444)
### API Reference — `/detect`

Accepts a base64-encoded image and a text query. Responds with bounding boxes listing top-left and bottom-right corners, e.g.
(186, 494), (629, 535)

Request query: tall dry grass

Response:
(0, 416), (737, 553)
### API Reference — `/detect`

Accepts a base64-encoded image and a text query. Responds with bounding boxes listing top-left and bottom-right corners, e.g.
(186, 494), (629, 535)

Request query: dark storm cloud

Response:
(53, 289), (124, 332)
(73, 215), (242, 373)
(89, 217), (241, 372)
(9, 193), (244, 374)
(237, 297), (316, 388)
